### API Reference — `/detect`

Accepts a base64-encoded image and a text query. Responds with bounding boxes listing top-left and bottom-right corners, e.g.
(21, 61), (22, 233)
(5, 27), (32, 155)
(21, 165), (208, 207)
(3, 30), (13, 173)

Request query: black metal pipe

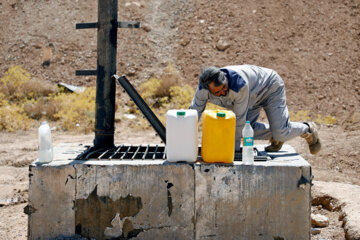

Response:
(94, 0), (118, 148)
(114, 75), (166, 143)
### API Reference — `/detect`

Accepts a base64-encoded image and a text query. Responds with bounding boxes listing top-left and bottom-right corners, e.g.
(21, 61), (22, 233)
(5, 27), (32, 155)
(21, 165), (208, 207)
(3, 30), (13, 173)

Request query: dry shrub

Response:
(23, 98), (60, 120)
(168, 85), (194, 109)
(315, 114), (337, 125)
(22, 80), (56, 99)
(0, 66), (56, 102)
(0, 104), (33, 132)
(290, 110), (337, 125)
(139, 77), (163, 105)
(139, 63), (180, 108)
(0, 93), (8, 107)
(155, 63), (180, 98)
(0, 66), (96, 132)
(289, 110), (310, 122)
(52, 87), (96, 132)
(130, 64), (198, 129)
(0, 66), (31, 101)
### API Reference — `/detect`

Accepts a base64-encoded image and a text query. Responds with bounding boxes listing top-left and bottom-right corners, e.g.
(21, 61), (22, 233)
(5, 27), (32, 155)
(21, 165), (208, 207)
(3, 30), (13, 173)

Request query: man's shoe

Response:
(301, 122), (321, 155)
(265, 138), (284, 152)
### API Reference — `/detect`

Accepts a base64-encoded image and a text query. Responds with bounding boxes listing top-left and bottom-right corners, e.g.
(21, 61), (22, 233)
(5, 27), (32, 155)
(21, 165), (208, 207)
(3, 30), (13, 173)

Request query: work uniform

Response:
(189, 64), (308, 150)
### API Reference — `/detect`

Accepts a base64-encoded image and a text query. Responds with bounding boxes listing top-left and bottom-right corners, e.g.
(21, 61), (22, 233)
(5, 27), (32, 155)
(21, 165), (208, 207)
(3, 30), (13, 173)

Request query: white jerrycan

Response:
(166, 109), (198, 162)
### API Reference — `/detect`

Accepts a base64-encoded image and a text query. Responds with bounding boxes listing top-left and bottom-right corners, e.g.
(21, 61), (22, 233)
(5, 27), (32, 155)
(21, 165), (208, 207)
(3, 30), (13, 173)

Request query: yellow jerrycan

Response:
(201, 110), (236, 163)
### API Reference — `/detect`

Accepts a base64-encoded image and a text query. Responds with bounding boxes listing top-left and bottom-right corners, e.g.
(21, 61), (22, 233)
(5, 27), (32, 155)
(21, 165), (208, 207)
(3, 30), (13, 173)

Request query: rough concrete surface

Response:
(312, 181), (360, 240)
(27, 164), (76, 239)
(195, 163), (311, 240)
(75, 161), (195, 240)
(28, 143), (313, 240)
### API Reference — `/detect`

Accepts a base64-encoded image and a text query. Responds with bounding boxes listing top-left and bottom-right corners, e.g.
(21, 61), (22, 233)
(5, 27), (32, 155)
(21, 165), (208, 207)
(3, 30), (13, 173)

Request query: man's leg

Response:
(247, 107), (272, 140)
(263, 84), (308, 153)
(263, 85), (321, 154)
(264, 84), (308, 142)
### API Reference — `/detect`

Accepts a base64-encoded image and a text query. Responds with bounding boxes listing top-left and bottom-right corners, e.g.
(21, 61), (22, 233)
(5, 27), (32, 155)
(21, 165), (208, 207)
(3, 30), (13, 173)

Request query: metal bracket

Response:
(75, 70), (98, 76)
(76, 22), (98, 29)
(117, 21), (141, 28)
(76, 21), (140, 29)
(75, 21), (140, 77)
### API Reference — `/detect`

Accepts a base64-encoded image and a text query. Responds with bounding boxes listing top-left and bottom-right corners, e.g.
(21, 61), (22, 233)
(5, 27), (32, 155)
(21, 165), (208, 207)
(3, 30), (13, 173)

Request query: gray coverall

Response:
(189, 64), (308, 150)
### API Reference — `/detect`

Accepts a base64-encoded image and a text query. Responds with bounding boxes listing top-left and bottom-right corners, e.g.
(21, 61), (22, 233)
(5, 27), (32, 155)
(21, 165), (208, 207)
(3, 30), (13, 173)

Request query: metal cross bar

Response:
(98, 149), (110, 160)
(152, 145), (159, 160)
(75, 70), (97, 76)
(117, 21), (141, 28)
(109, 144), (123, 160)
(120, 145), (132, 160)
(142, 145), (149, 160)
(76, 22), (98, 29)
(76, 21), (140, 29)
(131, 145), (141, 160)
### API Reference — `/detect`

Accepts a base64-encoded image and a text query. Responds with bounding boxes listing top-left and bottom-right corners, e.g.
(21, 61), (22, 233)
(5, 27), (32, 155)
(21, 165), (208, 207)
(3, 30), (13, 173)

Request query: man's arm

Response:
(189, 85), (209, 120)
(231, 84), (250, 150)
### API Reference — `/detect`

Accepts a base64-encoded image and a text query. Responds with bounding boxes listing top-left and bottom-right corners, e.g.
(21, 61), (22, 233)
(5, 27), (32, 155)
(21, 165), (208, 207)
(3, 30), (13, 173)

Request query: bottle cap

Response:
(246, 121), (250, 123)
(217, 112), (226, 117)
(177, 111), (185, 116)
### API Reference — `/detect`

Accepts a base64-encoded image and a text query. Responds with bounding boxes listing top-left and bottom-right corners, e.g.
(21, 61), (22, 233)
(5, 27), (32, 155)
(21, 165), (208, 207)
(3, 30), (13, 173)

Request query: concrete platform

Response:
(27, 144), (312, 240)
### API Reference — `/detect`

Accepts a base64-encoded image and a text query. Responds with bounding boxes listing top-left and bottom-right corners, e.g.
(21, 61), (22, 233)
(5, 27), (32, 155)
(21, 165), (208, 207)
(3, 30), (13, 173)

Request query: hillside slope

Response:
(0, 0), (359, 127)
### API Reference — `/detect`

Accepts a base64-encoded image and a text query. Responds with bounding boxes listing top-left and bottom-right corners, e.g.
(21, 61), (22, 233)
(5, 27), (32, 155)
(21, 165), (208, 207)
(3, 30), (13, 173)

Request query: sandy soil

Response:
(0, 0), (359, 239)
(0, 124), (359, 239)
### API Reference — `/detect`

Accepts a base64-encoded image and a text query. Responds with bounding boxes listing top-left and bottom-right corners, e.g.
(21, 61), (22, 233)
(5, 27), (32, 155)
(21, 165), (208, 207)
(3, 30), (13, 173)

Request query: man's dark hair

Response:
(199, 66), (226, 90)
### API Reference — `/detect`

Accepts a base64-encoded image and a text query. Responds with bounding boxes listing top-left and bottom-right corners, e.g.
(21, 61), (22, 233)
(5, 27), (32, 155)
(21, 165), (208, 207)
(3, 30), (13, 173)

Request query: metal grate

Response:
(78, 144), (270, 161)
(80, 145), (166, 160)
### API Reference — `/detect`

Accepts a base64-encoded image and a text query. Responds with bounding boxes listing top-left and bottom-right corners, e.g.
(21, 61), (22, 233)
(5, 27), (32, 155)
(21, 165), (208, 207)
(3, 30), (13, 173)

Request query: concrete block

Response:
(28, 144), (311, 240)
(74, 161), (194, 240)
(194, 145), (311, 240)
(28, 164), (76, 239)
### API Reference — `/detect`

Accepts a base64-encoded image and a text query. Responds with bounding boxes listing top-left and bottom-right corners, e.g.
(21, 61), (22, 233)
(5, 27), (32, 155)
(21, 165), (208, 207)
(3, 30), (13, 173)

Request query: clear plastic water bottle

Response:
(242, 121), (254, 164)
(38, 121), (53, 163)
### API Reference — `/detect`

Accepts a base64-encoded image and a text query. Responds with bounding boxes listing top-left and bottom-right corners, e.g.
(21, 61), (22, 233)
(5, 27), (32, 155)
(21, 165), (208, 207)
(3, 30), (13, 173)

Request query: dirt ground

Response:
(0, 0), (359, 239)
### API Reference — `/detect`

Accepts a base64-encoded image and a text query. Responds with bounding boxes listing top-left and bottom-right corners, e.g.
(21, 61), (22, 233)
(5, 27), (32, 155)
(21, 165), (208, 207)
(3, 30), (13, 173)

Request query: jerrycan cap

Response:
(177, 111), (186, 116)
(217, 112), (226, 118)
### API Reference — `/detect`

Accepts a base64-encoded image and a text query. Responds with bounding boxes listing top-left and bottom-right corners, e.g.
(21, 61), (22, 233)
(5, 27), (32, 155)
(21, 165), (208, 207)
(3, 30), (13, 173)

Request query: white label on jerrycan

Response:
(166, 109), (198, 162)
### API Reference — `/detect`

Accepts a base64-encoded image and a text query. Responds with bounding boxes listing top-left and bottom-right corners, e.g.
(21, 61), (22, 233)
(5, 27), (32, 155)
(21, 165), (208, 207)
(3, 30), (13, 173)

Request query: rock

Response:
(142, 24), (151, 32)
(311, 213), (329, 227)
(125, 2), (141, 7)
(216, 39), (230, 51)
(311, 228), (321, 235)
(180, 39), (190, 47)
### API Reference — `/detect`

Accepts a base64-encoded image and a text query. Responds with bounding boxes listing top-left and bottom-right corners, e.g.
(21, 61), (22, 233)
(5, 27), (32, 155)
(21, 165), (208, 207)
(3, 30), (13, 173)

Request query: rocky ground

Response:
(0, 0), (359, 239)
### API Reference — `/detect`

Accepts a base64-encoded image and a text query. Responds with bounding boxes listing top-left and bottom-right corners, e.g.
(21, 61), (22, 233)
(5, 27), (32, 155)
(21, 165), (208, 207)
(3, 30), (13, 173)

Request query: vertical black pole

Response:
(94, 0), (117, 148)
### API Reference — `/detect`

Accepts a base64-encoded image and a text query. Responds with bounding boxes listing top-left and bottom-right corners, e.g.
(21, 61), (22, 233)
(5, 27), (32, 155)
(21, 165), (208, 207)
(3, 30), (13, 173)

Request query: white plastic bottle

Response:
(38, 121), (53, 163)
(242, 121), (254, 164)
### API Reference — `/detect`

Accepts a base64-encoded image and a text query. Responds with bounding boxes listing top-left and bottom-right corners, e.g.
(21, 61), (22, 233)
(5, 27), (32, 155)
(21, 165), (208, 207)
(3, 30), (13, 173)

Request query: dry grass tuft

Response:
(0, 65), (94, 132)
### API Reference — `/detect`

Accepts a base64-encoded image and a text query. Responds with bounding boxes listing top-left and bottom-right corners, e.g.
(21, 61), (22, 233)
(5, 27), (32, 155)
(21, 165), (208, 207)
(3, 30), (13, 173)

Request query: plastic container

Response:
(166, 109), (198, 162)
(242, 121), (254, 164)
(201, 110), (236, 163)
(38, 121), (53, 163)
